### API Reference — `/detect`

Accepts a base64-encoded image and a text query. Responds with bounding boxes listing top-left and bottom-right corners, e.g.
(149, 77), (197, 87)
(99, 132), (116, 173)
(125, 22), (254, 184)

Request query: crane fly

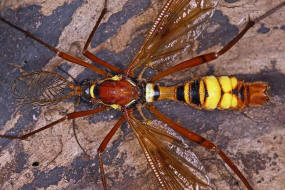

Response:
(0, 0), (284, 189)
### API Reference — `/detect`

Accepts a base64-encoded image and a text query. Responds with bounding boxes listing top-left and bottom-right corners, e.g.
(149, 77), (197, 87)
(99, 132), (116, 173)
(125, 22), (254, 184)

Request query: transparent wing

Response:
(11, 71), (77, 106)
(127, 114), (213, 189)
(127, 0), (219, 74)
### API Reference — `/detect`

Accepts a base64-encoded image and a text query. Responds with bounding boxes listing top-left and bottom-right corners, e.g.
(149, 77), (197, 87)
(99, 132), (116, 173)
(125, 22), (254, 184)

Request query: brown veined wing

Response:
(126, 112), (213, 189)
(11, 71), (78, 106)
(126, 0), (219, 76)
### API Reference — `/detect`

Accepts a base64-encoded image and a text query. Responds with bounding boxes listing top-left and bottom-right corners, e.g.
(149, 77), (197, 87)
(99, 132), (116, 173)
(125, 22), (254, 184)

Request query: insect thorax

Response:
(81, 75), (141, 109)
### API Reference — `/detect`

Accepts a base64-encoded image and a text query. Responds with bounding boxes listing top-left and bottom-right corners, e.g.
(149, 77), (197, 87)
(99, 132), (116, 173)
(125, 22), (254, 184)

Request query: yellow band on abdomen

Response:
(219, 76), (232, 93)
(203, 76), (221, 110)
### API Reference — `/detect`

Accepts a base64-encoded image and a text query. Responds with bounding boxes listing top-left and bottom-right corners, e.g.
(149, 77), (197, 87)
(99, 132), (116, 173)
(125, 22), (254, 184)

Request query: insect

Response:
(0, 0), (284, 189)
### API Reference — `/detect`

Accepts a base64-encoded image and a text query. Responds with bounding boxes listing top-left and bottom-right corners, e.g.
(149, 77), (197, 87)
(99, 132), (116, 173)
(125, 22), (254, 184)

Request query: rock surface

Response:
(0, 0), (284, 189)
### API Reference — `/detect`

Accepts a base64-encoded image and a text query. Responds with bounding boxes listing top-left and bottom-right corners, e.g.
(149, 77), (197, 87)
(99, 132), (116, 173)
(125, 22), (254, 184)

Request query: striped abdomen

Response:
(146, 75), (269, 110)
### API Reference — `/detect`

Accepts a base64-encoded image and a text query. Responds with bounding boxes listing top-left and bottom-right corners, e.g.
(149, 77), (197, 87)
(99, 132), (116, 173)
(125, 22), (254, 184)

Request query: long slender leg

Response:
(147, 104), (253, 190)
(150, 2), (285, 82)
(0, 17), (109, 77)
(82, 0), (123, 74)
(0, 106), (107, 140)
(72, 120), (90, 157)
(97, 115), (126, 190)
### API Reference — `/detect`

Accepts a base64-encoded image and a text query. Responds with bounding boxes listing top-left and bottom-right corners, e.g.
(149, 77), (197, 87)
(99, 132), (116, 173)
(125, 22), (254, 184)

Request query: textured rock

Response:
(0, 0), (284, 189)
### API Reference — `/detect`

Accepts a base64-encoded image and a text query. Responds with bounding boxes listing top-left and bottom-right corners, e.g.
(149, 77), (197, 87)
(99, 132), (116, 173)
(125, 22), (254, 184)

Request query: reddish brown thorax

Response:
(97, 80), (139, 106)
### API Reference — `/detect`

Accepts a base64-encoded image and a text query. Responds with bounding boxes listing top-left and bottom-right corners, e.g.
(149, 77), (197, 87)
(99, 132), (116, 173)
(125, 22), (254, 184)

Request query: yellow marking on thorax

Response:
(98, 75), (121, 83)
(125, 100), (136, 107)
(203, 76), (221, 110)
(127, 79), (136, 86)
(90, 84), (96, 98)
(111, 75), (121, 81)
(110, 104), (121, 110)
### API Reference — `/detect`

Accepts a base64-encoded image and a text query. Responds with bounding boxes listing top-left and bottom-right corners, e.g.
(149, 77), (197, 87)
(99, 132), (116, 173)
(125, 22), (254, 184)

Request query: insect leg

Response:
(150, 1), (285, 82)
(72, 120), (90, 158)
(147, 104), (253, 190)
(0, 17), (108, 76)
(0, 106), (107, 140)
(82, 0), (123, 74)
(136, 104), (149, 122)
(97, 115), (126, 190)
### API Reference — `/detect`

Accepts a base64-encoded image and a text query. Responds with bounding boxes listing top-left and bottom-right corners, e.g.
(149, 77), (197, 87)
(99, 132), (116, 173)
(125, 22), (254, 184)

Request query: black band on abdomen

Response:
(153, 85), (160, 101)
(176, 85), (185, 102)
(190, 80), (200, 106)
